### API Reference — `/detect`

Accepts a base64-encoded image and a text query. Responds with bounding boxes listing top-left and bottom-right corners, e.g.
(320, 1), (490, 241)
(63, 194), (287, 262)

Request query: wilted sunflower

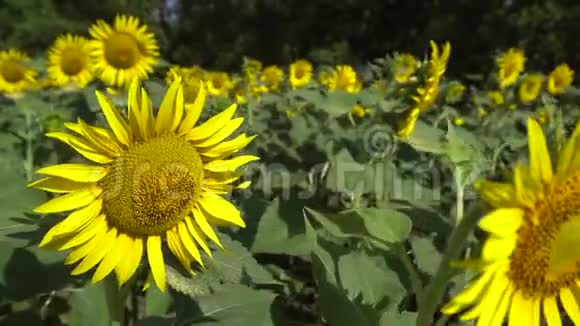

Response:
(289, 59), (312, 90)
(393, 53), (417, 84)
(0, 49), (38, 95)
(327, 65), (362, 93)
(260, 65), (284, 92)
(547, 63), (574, 95)
(89, 15), (159, 88)
(205, 72), (232, 97)
(443, 118), (580, 325)
(47, 34), (94, 89)
(518, 73), (543, 104)
(497, 48), (526, 89)
(30, 77), (257, 291)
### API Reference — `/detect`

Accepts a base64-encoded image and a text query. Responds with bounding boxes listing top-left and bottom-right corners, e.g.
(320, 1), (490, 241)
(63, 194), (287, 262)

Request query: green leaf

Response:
(68, 282), (115, 326)
(250, 198), (315, 256)
(379, 310), (418, 325)
(145, 286), (172, 316)
(175, 284), (279, 326)
(338, 250), (406, 305)
(410, 235), (442, 276)
(405, 120), (446, 154)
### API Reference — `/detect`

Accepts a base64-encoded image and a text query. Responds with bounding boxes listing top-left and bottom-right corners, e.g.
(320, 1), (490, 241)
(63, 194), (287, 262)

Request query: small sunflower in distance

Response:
(393, 53), (417, 84)
(497, 48), (526, 89)
(289, 59), (312, 90)
(443, 118), (580, 325)
(547, 63), (574, 95)
(165, 65), (205, 104)
(205, 72), (232, 97)
(0, 49), (38, 96)
(89, 15), (159, 88)
(30, 77), (257, 291)
(47, 34), (94, 89)
(260, 65), (284, 92)
(327, 65), (362, 93)
(518, 73), (543, 104)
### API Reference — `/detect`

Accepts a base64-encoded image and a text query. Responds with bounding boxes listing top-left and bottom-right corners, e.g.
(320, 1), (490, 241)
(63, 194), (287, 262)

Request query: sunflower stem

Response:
(23, 109), (34, 182)
(415, 204), (480, 326)
(454, 169), (464, 225)
(395, 243), (423, 298)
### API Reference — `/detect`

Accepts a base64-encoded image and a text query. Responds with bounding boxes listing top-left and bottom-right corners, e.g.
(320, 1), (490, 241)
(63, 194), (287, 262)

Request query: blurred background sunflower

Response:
(0, 49), (37, 95)
(47, 34), (94, 89)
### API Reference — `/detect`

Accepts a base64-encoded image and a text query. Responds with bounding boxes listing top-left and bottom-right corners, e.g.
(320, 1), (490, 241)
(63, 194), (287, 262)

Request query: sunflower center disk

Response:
(508, 173), (580, 297)
(100, 136), (203, 236)
(104, 32), (141, 69)
(61, 49), (85, 76)
(1, 60), (25, 83)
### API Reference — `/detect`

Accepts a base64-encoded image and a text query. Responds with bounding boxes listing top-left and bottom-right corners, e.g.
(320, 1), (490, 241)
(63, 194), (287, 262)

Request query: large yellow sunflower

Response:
(443, 117), (580, 325)
(48, 34), (94, 89)
(547, 63), (574, 95)
(89, 15), (159, 88)
(497, 48), (526, 89)
(30, 77), (257, 291)
(0, 49), (38, 95)
(289, 59), (312, 90)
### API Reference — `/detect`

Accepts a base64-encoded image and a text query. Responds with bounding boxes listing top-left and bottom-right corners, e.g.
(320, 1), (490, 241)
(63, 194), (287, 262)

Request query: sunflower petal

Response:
(193, 117), (244, 148)
(92, 232), (131, 282)
(192, 207), (222, 248)
(167, 228), (191, 271)
(59, 214), (107, 252)
(64, 217), (108, 264)
(147, 235), (166, 291)
(442, 264), (500, 314)
(482, 236), (516, 261)
(560, 287), (580, 324)
(178, 81), (206, 135)
(95, 90), (131, 146)
(200, 134), (257, 159)
(34, 187), (102, 214)
(187, 103), (237, 141)
(203, 155), (259, 173)
(28, 177), (90, 193)
(128, 79), (143, 139)
(490, 283), (514, 326)
(185, 216), (212, 256)
(72, 227), (117, 275)
(39, 199), (102, 247)
(197, 193), (245, 227)
(557, 121), (580, 178)
(475, 268), (509, 325)
(177, 221), (203, 265)
(155, 77), (184, 135)
(509, 291), (533, 326)
(474, 179), (516, 208)
(115, 237), (143, 285)
(543, 296), (562, 326)
(47, 132), (113, 164)
(478, 208), (523, 237)
(527, 118), (553, 184)
(36, 164), (107, 183)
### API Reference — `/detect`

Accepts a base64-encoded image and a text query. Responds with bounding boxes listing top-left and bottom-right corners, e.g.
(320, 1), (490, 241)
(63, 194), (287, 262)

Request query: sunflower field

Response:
(2, 2), (580, 326)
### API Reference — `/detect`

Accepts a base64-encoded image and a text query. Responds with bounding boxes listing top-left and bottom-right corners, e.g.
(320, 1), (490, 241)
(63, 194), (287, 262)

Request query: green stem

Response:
(395, 243), (423, 298)
(454, 169), (464, 225)
(23, 110), (34, 182)
(415, 204), (480, 326)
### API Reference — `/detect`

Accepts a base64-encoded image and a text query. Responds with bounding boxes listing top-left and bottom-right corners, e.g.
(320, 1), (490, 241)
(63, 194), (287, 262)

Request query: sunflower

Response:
(351, 104), (372, 118)
(393, 53), (417, 84)
(205, 72), (232, 97)
(30, 77), (257, 291)
(47, 34), (94, 89)
(518, 73), (543, 104)
(0, 49), (38, 95)
(260, 65), (284, 92)
(487, 90), (505, 106)
(318, 70), (334, 89)
(89, 15), (159, 88)
(497, 48), (526, 89)
(166, 65), (205, 104)
(547, 64), (574, 95)
(230, 78), (247, 104)
(327, 65), (362, 93)
(243, 58), (262, 84)
(442, 117), (580, 325)
(289, 59), (312, 90)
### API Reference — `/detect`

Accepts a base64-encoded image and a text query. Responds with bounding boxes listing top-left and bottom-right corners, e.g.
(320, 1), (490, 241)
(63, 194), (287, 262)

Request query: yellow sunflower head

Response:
(0, 49), (38, 95)
(229, 78), (247, 104)
(487, 90), (505, 106)
(351, 104), (372, 119)
(89, 14), (159, 88)
(289, 59), (313, 90)
(547, 63), (574, 95)
(497, 48), (526, 88)
(518, 73), (543, 104)
(48, 34), (94, 89)
(260, 65), (284, 92)
(318, 69), (334, 89)
(443, 117), (580, 325)
(328, 65), (361, 93)
(30, 77), (257, 291)
(166, 66), (205, 104)
(393, 53), (417, 84)
(205, 72), (232, 97)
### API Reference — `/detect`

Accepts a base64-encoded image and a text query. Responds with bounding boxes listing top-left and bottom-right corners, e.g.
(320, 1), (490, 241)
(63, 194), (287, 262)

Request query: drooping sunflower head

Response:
(260, 65), (284, 92)
(328, 65), (361, 93)
(31, 77), (257, 291)
(47, 34), (94, 89)
(443, 117), (580, 325)
(497, 48), (526, 88)
(393, 53), (417, 84)
(518, 73), (543, 104)
(289, 59), (312, 89)
(205, 72), (232, 97)
(0, 49), (38, 95)
(166, 65), (205, 104)
(89, 14), (159, 88)
(547, 63), (574, 95)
